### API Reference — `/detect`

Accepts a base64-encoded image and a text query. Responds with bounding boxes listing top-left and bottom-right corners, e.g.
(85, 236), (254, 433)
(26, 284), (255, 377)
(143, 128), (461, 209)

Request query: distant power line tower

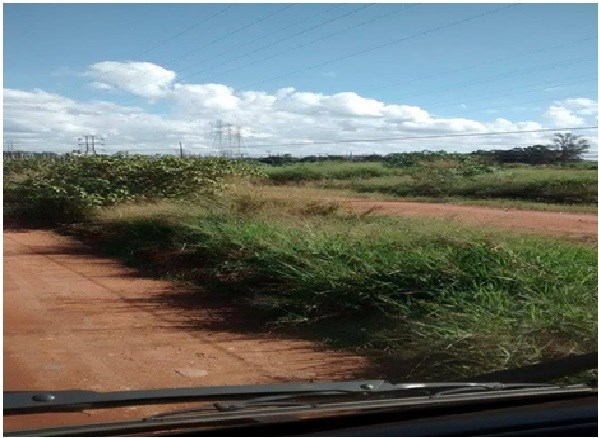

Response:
(234, 126), (244, 158)
(210, 119), (245, 158)
(78, 135), (104, 155)
(3, 139), (17, 152)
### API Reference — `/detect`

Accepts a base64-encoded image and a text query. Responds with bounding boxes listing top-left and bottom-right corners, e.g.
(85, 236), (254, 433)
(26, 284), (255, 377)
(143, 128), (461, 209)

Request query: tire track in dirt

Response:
(3, 229), (367, 431)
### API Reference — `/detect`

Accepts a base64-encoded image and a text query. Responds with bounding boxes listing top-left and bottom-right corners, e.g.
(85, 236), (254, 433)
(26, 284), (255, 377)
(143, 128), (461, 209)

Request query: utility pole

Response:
(179, 141), (184, 158)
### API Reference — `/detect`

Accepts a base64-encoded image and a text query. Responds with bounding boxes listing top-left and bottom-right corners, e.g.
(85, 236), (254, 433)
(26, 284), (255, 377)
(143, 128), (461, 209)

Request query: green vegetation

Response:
(3, 155), (262, 223)
(266, 161), (398, 183)
(4, 154), (597, 381)
(475, 133), (592, 165)
(69, 195), (597, 380)
(263, 159), (597, 209)
(350, 168), (597, 205)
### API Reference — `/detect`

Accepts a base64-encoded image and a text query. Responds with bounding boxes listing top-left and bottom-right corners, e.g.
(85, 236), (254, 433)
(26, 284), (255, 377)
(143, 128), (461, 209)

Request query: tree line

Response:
(255, 133), (592, 166)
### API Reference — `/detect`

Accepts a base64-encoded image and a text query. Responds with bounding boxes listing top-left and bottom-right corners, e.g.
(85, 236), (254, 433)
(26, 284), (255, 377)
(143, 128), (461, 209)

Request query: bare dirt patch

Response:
(343, 198), (597, 241)
(3, 229), (367, 431)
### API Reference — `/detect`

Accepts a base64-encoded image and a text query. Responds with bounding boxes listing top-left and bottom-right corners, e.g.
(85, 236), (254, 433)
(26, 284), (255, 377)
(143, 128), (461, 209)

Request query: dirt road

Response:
(3, 229), (366, 431)
(344, 198), (597, 240)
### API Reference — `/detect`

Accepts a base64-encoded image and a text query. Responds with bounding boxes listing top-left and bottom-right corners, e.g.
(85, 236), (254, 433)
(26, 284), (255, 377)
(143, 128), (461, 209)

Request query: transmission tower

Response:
(78, 135), (104, 155)
(210, 120), (245, 158)
(225, 122), (233, 156)
(3, 139), (16, 152)
(211, 119), (225, 156)
(234, 127), (242, 158)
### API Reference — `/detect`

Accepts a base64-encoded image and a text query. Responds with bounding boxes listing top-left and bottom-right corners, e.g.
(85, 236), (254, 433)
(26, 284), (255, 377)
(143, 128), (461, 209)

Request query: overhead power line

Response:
(129, 4), (380, 93)
(240, 126), (598, 148)
(190, 4), (416, 84)
(164, 4), (297, 67)
(77, 5), (232, 92)
(176, 4), (344, 73)
(242, 3), (519, 89)
(86, 126), (598, 153)
(179, 3), (380, 77)
(84, 4), (295, 102)
(133, 5), (234, 60)
(367, 35), (596, 93)
(427, 75), (597, 112)
(451, 92), (599, 117)
(88, 3), (514, 103)
(391, 56), (596, 101)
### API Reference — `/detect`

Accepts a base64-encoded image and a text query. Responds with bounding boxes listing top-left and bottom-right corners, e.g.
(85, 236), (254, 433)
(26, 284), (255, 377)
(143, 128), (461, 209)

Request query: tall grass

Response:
(75, 195), (597, 381)
(342, 169), (597, 205)
(263, 161), (597, 207)
(266, 162), (399, 183)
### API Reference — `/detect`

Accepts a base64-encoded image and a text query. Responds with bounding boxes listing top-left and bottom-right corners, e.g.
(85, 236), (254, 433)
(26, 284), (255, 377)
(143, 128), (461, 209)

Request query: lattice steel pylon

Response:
(210, 120), (245, 158)
(78, 135), (104, 155)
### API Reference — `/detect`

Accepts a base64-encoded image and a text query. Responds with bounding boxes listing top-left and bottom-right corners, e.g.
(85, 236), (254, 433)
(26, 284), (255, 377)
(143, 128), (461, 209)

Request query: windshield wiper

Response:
(5, 383), (595, 437)
(2, 381), (579, 416)
(5, 351), (597, 416)
(143, 382), (576, 422)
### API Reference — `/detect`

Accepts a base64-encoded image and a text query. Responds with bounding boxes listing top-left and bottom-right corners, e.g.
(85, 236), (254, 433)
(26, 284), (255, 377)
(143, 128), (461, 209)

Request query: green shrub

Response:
(4, 156), (263, 223)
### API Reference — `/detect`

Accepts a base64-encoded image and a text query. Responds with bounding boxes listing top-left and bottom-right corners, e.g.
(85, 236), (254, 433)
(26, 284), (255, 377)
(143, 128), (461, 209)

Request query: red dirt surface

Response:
(344, 198), (597, 241)
(3, 229), (367, 432)
(3, 202), (596, 431)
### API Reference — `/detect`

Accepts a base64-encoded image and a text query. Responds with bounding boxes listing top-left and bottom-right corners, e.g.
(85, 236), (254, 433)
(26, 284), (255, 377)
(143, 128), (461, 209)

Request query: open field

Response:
(263, 161), (598, 212)
(4, 156), (598, 384)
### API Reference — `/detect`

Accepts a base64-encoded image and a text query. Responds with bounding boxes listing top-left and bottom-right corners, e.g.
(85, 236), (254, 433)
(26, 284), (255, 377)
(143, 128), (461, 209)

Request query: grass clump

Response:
(75, 196), (597, 381)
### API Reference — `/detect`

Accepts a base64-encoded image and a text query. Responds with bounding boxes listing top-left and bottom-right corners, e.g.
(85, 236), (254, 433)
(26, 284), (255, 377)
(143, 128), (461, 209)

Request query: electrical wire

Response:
(84, 4), (295, 101)
(122, 4), (381, 95)
(367, 35), (596, 92)
(174, 4), (344, 73)
(181, 4), (408, 80)
(390, 56), (596, 101)
(421, 73), (597, 110)
(241, 3), (519, 89)
(133, 5), (234, 59)
(74, 5), (232, 91)
(163, 4), (297, 67)
(74, 126), (598, 153)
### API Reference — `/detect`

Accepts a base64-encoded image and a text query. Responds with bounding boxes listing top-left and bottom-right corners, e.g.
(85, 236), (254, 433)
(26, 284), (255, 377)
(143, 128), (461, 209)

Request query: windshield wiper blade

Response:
(2, 381), (559, 416)
(3, 380), (383, 415)
(145, 382), (573, 422)
(6, 384), (595, 437)
(5, 352), (596, 416)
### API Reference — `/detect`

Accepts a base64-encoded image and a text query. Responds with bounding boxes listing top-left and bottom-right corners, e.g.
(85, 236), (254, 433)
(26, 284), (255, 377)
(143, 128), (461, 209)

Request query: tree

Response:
(552, 133), (590, 162)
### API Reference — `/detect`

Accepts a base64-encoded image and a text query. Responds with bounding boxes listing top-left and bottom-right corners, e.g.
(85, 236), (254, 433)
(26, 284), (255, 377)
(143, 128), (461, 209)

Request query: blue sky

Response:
(3, 2), (598, 155)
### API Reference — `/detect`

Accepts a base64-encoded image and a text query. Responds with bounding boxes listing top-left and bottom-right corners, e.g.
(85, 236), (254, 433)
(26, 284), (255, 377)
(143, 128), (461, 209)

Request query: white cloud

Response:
(544, 97), (597, 127)
(4, 61), (598, 155)
(545, 106), (585, 126)
(172, 83), (240, 112)
(87, 61), (176, 97)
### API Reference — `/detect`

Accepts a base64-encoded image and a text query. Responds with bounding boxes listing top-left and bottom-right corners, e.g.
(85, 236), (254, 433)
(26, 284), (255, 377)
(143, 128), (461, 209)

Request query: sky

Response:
(3, 2), (598, 156)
